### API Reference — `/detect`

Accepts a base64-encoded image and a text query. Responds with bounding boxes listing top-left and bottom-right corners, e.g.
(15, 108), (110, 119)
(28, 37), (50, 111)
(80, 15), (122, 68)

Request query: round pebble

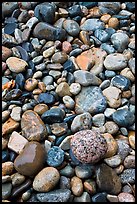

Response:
(6, 57), (28, 73)
(118, 192), (135, 202)
(47, 146), (65, 167)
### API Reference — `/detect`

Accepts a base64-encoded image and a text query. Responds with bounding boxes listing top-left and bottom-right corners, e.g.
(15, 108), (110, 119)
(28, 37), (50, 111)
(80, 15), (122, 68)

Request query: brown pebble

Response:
(108, 17), (119, 29)
(71, 176), (83, 196)
(2, 46), (12, 61)
(103, 133), (118, 158)
(83, 179), (96, 195)
(38, 82), (46, 92)
(114, 165), (124, 174)
(24, 78), (38, 91)
(128, 131), (135, 149)
(2, 162), (14, 176)
(100, 14), (111, 23)
(2, 137), (8, 150)
(56, 82), (71, 97)
(2, 118), (20, 136)
(34, 104), (48, 115)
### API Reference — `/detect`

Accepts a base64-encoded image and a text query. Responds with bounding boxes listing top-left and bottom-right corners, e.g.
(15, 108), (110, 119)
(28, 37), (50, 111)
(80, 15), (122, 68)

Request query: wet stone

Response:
(119, 169), (135, 184)
(59, 176), (70, 189)
(92, 192), (107, 202)
(2, 183), (12, 200)
(38, 93), (55, 105)
(63, 60), (75, 73)
(6, 57), (28, 73)
(47, 146), (65, 167)
(71, 176), (83, 196)
(118, 192), (135, 202)
(94, 29), (110, 42)
(60, 164), (75, 178)
(4, 89), (22, 101)
(101, 43), (115, 54)
(10, 106), (21, 121)
(51, 51), (68, 64)
(74, 191), (91, 202)
(80, 19), (105, 31)
(2, 150), (9, 162)
(75, 164), (94, 179)
(2, 46), (12, 61)
(63, 19), (80, 37)
(2, 118), (19, 136)
(111, 75), (131, 91)
(111, 32), (129, 52)
(104, 155), (122, 168)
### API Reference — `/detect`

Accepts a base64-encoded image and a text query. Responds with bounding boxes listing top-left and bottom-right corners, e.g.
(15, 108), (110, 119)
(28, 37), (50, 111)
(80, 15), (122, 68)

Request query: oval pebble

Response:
(47, 146), (64, 167)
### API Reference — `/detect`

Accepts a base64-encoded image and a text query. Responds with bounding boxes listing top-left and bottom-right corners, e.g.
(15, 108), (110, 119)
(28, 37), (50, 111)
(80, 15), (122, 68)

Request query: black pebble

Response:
(38, 93), (55, 105)
(2, 150), (9, 162)
(63, 60), (75, 73)
(92, 192), (107, 202)
(9, 150), (17, 162)
(15, 73), (25, 90)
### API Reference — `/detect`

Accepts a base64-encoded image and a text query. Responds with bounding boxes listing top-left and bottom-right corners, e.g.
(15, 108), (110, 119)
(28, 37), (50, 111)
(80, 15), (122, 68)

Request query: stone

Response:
(52, 52), (68, 64)
(104, 121), (119, 135)
(56, 82), (71, 97)
(49, 70), (61, 79)
(33, 22), (66, 41)
(2, 110), (10, 123)
(94, 29), (110, 42)
(2, 118), (19, 136)
(36, 189), (71, 202)
(14, 141), (45, 177)
(107, 194), (119, 202)
(59, 176), (70, 189)
(111, 33), (129, 52)
(75, 55), (94, 71)
(92, 192), (107, 202)
(112, 109), (135, 127)
(2, 183), (12, 200)
(70, 130), (107, 164)
(2, 138), (8, 150)
(80, 19), (105, 31)
(2, 150), (9, 162)
(60, 164), (75, 178)
(69, 83), (81, 95)
(100, 14), (111, 23)
(128, 131), (135, 149)
(8, 131), (28, 154)
(38, 93), (55, 105)
(128, 58), (135, 75)
(2, 2), (18, 17)
(103, 133), (118, 158)
(83, 179), (96, 195)
(71, 176), (83, 196)
(75, 164), (94, 179)
(11, 173), (25, 187)
(75, 86), (107, 114)
(62, 41), (72, 54)
(41, 108), (65, 124)
(96, 163), (122, 194)
(124, 155), (135, 168)
(104, 53), (127, 70)
(116, 139), (130, 161)
(120, 68), (135, 82)
(63, 19), (80, 37)
(2, 162), (14, 176)
(98, 2), (121, 15)
(71, 112), (92, 133)
(43, 46), (55, 58)
(2, 46), (12, 61)
(111, 75), (131, 91)
(6, 57), (28, 73)
(10, 106), (21, 121)
(26, 17), (39, 29)
(73, 191), (91, 202)
(92, 114), (105, 127)
(120, 169), (135, 184)
(21, 110), (48, 141)
(3, 89), (22, 101)
(2, 175), (11, 184)
(63, 59), (75, 72)
(47, 146), (65, 167)
(2, 33), (17, 47)
(74, 70), (102, 86)
(118, 192), (135, 202)
(59, 135), (72, 150)
(108, 17), (119, 29)
(104, 155), (122, 168)
(34, 104), (48, 115)
(33, 167), (60, 192)
(63, 96), (75, 109)
(103, 86), (121, 108)
(101, 43), (115, 54)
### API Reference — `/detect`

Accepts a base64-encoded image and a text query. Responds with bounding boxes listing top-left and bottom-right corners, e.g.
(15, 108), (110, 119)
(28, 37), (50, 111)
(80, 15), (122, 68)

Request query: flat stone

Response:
(71, 176), (83, 196)
(34, 104), (48, 115)
(11, 172), (25, 187)
(92, 113), (105, 127)
(119, 169), (135, 184)
(74, 70), (102, 86)
(94, 29), (110, 42)
(118, 192), (135, 202)
(56, 82), (71, 97)
(2, 118), (19, 136)
(124, 155), (135, 168)
(63, 19), (80, 37)
(26, 17), (39, 29)
(104, 53), (127, 71)
(80, 19), (105, 31)
(6, 57), (28, 73)
(14, 141), (45, 177)
(33, 167), (60, 192)
(2, 183), (12, 200)
(71, 112), (92, 133)
(104, 155), (122, 168)
(104, 121), (119, 135)
(111, 33), (129, 52)
(120, 68), (135, 82)
(96, 163), (122, 194)
(8, 131), (28, 154)
(2, 161), (14, 176)
(103, 133), (118, 158)
(98, 2), (121, 15)
(2, 46), (12, 61)
(107, 194), (119, 202)
(75, 86), (107, 114)
(111, 75), (131, 91)
(10, 106), (21, 121)
(21, 110), (48, 141)
(36, 189), (71, 202)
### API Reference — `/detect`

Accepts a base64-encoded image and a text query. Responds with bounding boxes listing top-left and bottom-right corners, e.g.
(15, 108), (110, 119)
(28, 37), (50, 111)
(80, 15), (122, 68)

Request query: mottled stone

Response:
(43, 46), (55, 58)
(104, 155), (122, 168)
(6, 57), (28, 73)
(111, 75), (131, 91)
(104, 121), (119, 135)
(11, 173), (25, 187)
(63, 19), (80, 37)
(71, 176), (83, 196)
(63, 96), (75, 109)
(120, 169), (135, 184)
(116, 139), (130, 161)
(2, 162), (14, 176)
(34, 104), (48, 115)
(103, 133), (118, 158)
(69, 83), (81, 95)
(2, 118), (19, 136)
(73, 191), (91, 202)
(124, 155), (135, 168)
(60, 164), (75, 178)
(47, 146), (65, 167)
(118, 192), (135, 202)
(59, 176), (70, 189)
(92, 113), (105, 127)
(50, 122), (68, 136)
(14, 141), (45, 177)
(80, 19), (105, 31)
(56, 82), (71, 97)
(21, 110), (48, 141)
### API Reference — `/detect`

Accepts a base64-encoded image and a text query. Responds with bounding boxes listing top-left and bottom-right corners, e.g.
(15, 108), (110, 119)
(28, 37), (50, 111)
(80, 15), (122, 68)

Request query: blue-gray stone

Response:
(38, 93), (55, 105)
(63, 60), (75, 73)
(80, 19), (105, 32)
(94, 29), (110, 42)
(47, 146), (64, 167)
(63, 20), (80, 37)
(79, 2), (98, 9)
(105, 70), (116, 78)
(92, 192), (107, 202)
(68, 5), (82, 17)
(15, 73), (25, 90)
(111, 33), (129, 52)
(111, 75), (131, 90)
(101, 43), (115, 54)
(98, 2), (121, 15)
(112, 109), (135, 127)
(120, 169), (135, 184)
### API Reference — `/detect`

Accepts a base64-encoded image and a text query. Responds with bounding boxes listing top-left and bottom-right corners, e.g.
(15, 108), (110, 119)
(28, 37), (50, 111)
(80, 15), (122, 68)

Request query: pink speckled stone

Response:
(70, 130), (107, 164)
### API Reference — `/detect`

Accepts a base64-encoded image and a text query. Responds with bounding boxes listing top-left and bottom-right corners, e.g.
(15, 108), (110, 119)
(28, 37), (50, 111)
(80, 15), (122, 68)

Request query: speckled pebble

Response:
(10, 106), (21, 121)
(104, 155), (122, 168)
(118, 192), (135, 202)
(47, 146), (65, 167)
(63, 95), (75, 109)
(69, 83), (81, 95)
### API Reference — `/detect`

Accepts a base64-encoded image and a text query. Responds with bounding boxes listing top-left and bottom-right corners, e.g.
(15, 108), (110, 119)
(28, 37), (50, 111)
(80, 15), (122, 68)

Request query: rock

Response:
(75, 55), (94, 71)
(62, 41), (72, 54)
(118, 192), (135, 202)
(10, 106), (21, 121)
(104, 53), (127, 71)
(59, 135), (72, 150)
(42, 76), (53, 86)
(34, 3), (55, 24)
(94, 29), (110, 42)
(36, 189), (71, 202)
(33, 167), (60, 192)
(75, 164), (94, 179)
(117, 139), (130, 161)
(80, 19), (105, 31)
(22, 190), (32, 201)
(75, 86), (107, 114)
(104, 121), (119, 135)
(107, 194), (119, 202)
(101, 43), (115, 54)
(111, 75), (131, 91)
(120, 168), (135, 185)
(2, 33), (17, 47)
(92, 192), (107, 202)
(43, 46), (55, 58)
(2, 175), (11, 184)
(41, 108), (65, 124)
(98, 2), (121, 15)
(69, 83), (81, 95)
(92, 114), (105, 127)
(2, 137), (8, 150)
(33, 22), (66, 41)
(74, 70), (102, 86)
(15, 73), (25, 90)
(70, 130), (107, 164)
(2, 46), (12, 61)
(71, 112), (92, 133)
(56, 82), (71, 97)
(51, 52), (68, 64)
(21, 110), (48, 141)
(124, 155), (135, 168)
(14, 141), (45, 177)
(59, 176), (70, 189)
(63, 96), (75, 109)
(63, 59), (75, 72)
(2, 161), (14, 176)
(63, 19), (80, 37)
(71, 176), (83, 196)
(128, 131), (135, 149)
(2, 2), (18, 17)
(112, 109), (135, 127)
(6, 57), (28, 73)
(103, 133), (118, 158)
(83, 179), (96, 195)
(26, 17), (39, 29)
(2, 150), (9, 162)
(68, 5), (82, 17)
(46, 146), (64, 167)
(8, 131), (28, 154)
(73, 191), (91, 202)
(3, 89), (22, 101)
(38, 93), (55, 105)
(128, 58), (135, 75)
(120, 68), (135, 82)
(2, 183), (12, 200)
(104, 155), (122, 168)
(11, 173), (25, 187)
(96, 163), (122, 194)
(111, 33), (129, 52)
(2, 110), (10, 123)
(49, 70), (61, 79)
(34, 104), (48, 115)
(2, 118), (19, 136)
(60, 164), (75, 178)
(103, 86), (121, 108)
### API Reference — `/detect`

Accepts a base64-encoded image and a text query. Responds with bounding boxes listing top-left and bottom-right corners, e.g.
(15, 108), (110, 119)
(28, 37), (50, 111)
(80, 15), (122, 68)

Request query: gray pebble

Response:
(22, 103), (33, 112)
(117, 139), (130, 161)
(59, 176), (71, 189)
(105, 70), (116, 78)
(42, 76), (53, 86)
(119, 169), (135, 184)
(104, 108), (116, 119)
(35, 63), (46, 71)
(99, 80), (110, 90)
(104, 155), (122, 168)
(101, 43), (115, 54)
(92, 113), (105, 127)
(49, 70), (61, 79)
(10, 106), (21, 121)
(32, 55), (43, 65)
(2, 110), (10, 122)
(75, 164), (94, 179)
(60, 164), (75, 177)
(120, 127), (128, 136)
(73, 192), (91, 202)
(124, 155), (135, 168)
(111, 32), (129, 52)
(2, 183), (12, 200)
(2, 101), (8, 111)
(63, 19), (80, 37)
(80, 19), (105, 31)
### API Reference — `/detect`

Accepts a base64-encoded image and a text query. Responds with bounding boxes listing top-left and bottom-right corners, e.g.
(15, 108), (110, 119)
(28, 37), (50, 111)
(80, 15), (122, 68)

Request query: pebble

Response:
(3, 89), (22, 101)
(15, 73), (25, 90)
(42, 76), (53, 86)
(47, 146), (65, 167)
(108, 17), (119, 29)
(21, 110), (48, 141)
(71, 112), (92, 133)
(117, 139), (130, 161)
(74, 70), (102, 86)
(10, 106), (21, 121)
(2, 150), (9, 162)
(111, 75), (131, 91)
(120, 127), (128, 136)
(34, 104), (48, 115)
(96, 163), (122, 194)
(104, 155), (122, 168)
(43, 46), (55, 58)
(8, 131), (28, 154)
(2, 2), (18, 17)
(6, 57), (28, 73)
(104, 121), (119, 135)
(22, 189), (32, 201)
(103, 133), (118, 158)
(75, 164), (94, 179)
(2, 175), (11, 184)
(56, 82), (71, 97)
(2, 183), (12, 200)
(120, 68), (135, 82)
(128, 58), (135, 74)
(104, 53), (127, 70)
(41, 107), (65, 124)
(26, 17), (39, 29)
(128, 131), (135, 149)
(33, 167), (60, 192)
(2, 118), (19, 136)
(98, 2), (121, 14)
(52, 51), (68, 64)
(112, 109), (135, 127)
(69, 83), (81, 95)
(71, 176), (83, 196)
(60, 164), (75, 178)
(63, 96), (75, 109)
(99, 80), (110, 90)
(2, 110), (10, 122)
(36, 189), (71, 202)
(73, 191), (91, 202)
(83, 179), (96, 195)
(11, 172), (25, 187)
(118, 192), (135, 202)
(59, 176), (70, 189)
(92, 192), (107, 202)
(107, 194), (119, 202)
(38, 92), (55, 105)
(14, 141), (45, 177)
(2, 161), (14, 176)
(59, 135), (72, 150)
(124, 155), (135, 169)
(2, 46), (12, 61)
(101, 43), (115, 54)
(80, 19), (105, 31)
(2, 101), (8, 111)
(63, 19), (80, 37)
(49, 70), (61, 79)
(32, 71), (42, 79)
(94, 29), (110, 42)
(62, 42), (72, 54)
(2, 138), (8, 150)
(75, 86), (107, 114)
(92, 113), (105, 127)
(111, 33), (129, 52)
(103, 86), (121, 108)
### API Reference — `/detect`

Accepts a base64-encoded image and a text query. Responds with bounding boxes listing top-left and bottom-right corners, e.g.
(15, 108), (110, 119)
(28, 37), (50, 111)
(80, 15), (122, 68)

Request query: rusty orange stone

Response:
(62, 41), (72, 54)
(2, 118), (20, 136)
